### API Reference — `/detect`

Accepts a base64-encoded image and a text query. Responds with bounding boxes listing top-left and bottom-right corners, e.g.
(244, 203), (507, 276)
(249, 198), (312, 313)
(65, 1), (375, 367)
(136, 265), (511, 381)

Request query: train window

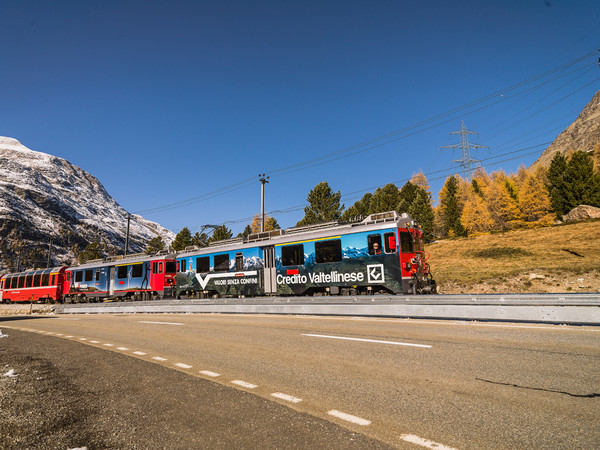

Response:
(132, 264), (143, 278)
(85, 270), (93, 282)
(196, 257), (210, 273)
(18, 276), (25, 289)
(214, 254), (229, 272)
(315, 239), (342, 264)
(95, 270), (101, 281)
(33, 274), (41, 287)
(75, 271), (83, 282)
(26, 275), (33, 288)
(180, 260), (187, 272)
(384, 232), (396, 253)
(399, 232), (414, 253)
(152, 262), (158, 274)
(165, 262), (176, 274)
(0, 280), (3, 289)
(13, 276), (20, 289)
(42, 274), (50, 286)
(281, 244), (304, 266)
(117, 266), (128, 279)
(51, 274), (56, 285)
(235, 253), (244, 271)
(368, 234), (383, 255)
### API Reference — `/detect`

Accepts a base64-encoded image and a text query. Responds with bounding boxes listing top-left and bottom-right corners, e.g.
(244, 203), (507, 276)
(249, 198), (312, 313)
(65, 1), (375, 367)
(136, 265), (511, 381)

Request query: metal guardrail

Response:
(53, 293), (600, 325)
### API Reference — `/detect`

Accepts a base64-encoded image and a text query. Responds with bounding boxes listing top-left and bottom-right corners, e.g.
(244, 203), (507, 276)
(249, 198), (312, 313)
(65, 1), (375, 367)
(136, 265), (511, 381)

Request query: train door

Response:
(0, 277), (4, 302)
(109, 267), (115, 296)
(263, 246), (277, 294)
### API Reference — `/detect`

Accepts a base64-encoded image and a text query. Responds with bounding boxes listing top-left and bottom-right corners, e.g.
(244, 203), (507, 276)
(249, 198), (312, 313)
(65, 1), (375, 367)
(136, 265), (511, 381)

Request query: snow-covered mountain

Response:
(0, 137), (175, 271)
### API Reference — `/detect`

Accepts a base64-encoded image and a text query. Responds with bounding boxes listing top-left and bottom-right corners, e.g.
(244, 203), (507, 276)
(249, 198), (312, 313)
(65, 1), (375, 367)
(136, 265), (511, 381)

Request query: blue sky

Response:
(2, 0), (599, 236)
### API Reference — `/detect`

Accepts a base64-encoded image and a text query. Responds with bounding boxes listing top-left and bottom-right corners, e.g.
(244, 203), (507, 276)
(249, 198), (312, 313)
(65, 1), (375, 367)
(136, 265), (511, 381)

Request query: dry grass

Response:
(427, 219), (600, 294)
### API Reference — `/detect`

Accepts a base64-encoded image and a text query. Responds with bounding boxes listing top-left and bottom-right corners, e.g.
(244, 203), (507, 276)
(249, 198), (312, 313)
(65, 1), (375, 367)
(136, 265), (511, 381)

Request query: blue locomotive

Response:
(175, 211), (436, 298)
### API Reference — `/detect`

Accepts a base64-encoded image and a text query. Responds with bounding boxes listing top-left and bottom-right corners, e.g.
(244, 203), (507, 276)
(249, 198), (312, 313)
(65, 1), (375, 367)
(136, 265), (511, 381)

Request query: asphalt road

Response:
(2, 314), (599, 449)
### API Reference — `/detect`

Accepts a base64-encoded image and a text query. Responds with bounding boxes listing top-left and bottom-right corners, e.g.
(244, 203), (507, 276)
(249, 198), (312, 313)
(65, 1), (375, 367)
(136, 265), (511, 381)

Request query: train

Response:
(0, 211), (436, 304)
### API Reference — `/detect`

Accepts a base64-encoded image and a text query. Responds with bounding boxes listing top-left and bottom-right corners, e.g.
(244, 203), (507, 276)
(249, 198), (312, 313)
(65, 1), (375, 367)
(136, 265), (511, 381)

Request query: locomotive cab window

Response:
(399, 231), (414, 253)
(384, 232), (396, 253)
(368, 234), (383, 255)
(315, 239), (342, 264)
(165, 261), (176, 274)
(214, 254), (229, 272)
(281, 244), (304, 266)
(196, 257), (210, 273)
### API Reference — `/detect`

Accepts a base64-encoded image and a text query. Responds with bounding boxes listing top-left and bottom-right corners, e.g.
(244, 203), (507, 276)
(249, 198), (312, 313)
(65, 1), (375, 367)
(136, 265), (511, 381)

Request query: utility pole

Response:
(47, 238), (52, 268)
(259, 174), (269, 232)
(125, 214), (131, 256)
(441, 120), (489, 179)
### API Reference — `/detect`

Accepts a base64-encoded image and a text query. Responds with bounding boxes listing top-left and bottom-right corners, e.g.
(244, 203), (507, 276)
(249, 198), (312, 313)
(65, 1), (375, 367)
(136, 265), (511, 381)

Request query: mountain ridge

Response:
(0, 137), (174, 271)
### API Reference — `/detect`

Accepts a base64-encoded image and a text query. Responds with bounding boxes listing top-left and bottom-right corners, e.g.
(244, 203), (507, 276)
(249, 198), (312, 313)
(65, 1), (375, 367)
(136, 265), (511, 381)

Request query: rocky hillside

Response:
(0, 137), (174, 271)
(531, 89), (600, 168)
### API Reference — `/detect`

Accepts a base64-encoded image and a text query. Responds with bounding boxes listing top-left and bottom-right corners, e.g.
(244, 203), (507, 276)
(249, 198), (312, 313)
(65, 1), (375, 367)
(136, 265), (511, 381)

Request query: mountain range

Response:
(0, 137), (174, 272)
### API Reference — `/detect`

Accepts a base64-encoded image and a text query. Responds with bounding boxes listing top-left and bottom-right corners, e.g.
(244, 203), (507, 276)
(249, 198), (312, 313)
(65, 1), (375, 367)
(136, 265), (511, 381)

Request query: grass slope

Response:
(427, 219), (600, 294)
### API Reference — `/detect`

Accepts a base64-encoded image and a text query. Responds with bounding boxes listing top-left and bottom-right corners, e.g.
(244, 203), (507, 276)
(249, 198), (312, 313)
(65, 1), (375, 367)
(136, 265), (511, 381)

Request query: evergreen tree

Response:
(437, 176), (465, 237)
(172, 227), (193, 251)
(408, 188), (435, 242)
(341, 193), (373, 221)
(238, 225), (253, 239)
(191, 232), (209, 247)
(410, 171), (433, 200)
(563, 151), (600, 211)
(397, 182), (418, 214)
(370, 183), (401, 214)
(296, 182), (344, 226)
(209, 225), (233, 242)
(79, 242), (103, 263)
(547, 152), (569, 218)
(145, 236), (165, 254)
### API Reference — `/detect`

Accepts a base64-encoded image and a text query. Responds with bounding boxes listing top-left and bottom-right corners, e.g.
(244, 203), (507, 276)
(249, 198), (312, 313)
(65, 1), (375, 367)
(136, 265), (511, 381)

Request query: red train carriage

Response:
(0, 267), (67, 303)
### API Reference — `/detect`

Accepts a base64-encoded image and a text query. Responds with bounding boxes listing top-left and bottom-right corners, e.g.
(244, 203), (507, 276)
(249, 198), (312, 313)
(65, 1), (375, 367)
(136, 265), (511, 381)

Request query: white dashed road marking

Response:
(103, 343), (114, 347)
(133, 351), (146, 355)
(200, 370), (220, 377)
(271, 392), (302, 404)
(90, 340), (100, 344)
(328, 410), (371, 426)
(139, 321), (184, 326)
(175, 363), (192, 369)
(117, 347), (129, 351)
(302, 333), (432, 348)
(232, 380), (257, 389)
(399, 434), (457, 450)
(152, 356), (167, 361)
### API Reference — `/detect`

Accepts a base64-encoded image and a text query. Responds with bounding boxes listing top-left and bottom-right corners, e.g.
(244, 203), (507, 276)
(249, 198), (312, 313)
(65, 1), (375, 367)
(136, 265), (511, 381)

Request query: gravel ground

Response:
(0, 327), (390, 449)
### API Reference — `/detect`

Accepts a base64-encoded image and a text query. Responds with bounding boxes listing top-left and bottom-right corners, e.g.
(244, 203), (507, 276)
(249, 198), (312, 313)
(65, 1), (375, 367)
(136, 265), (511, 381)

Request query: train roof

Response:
(2, 266), (67, 277)
(67, 252), (177, 271)
(178, 211), (420, 257)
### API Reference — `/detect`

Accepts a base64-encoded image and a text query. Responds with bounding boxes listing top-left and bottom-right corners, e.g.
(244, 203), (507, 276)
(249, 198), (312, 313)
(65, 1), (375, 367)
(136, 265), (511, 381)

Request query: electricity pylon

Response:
(441, 120), (489, 179)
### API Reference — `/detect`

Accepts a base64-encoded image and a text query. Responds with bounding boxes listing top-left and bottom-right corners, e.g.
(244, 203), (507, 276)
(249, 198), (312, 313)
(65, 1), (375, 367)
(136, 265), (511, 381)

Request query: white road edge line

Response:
(328, 410), (371, 426)
(175, 363), (192, 369)
(302, 333), (432, 348)
(200, 370), (220, 377)
(232, 380), (257, 389)
(399, 434), (457, 450)
(271, 392), (302, 404)
(139, 321), (184, 326)
(152, 356), (167, 361)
